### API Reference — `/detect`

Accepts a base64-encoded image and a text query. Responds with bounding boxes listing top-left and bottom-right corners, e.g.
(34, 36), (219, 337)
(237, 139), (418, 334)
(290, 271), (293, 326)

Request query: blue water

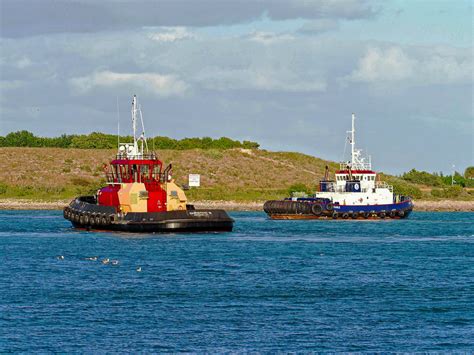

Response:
(1, 211), (473, 352)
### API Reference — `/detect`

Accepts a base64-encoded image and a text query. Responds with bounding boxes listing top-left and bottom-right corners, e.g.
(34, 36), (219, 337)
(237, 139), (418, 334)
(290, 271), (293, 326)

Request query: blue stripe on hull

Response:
(333, 200), (413, 213)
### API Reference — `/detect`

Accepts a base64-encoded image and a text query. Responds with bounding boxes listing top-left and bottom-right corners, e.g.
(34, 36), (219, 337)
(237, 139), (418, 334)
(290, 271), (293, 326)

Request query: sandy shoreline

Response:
(0, 198), (473, 212)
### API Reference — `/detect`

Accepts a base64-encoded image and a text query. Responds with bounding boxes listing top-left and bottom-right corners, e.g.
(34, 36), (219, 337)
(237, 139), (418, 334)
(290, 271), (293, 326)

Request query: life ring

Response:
(326, 203), (334, 211)
(342, 213), (349, 219)
(311, 204), (322, 216)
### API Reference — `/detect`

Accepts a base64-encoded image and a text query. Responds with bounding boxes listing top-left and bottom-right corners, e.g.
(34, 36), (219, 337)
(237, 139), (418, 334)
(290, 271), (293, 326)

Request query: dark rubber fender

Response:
(311, 204), (322, 216)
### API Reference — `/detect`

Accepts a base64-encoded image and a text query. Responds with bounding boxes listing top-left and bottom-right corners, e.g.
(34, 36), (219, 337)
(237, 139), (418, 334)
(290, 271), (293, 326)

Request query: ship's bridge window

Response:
(152, 164), (162, 181)
(140, 164), (150, 182)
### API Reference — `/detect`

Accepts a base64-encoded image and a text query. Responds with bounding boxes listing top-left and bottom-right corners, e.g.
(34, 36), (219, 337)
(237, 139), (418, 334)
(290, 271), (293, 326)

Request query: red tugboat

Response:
(63, 95), (234, 232)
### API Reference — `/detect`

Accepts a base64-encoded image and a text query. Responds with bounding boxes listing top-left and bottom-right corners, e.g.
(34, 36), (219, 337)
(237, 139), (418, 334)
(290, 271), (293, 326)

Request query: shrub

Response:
(0, 131), (260, 151)
(401, 169), (443, 186)
(70, 177), (91, 186)
(391, 181), (422, 199)
(431, 185), (463, 198)
(288, 183), (312, 196)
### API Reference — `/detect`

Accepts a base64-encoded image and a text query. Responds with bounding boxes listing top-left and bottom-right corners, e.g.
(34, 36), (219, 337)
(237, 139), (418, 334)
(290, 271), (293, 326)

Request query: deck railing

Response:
(339, 162), (372, 170)
(375, 181), (393, 192)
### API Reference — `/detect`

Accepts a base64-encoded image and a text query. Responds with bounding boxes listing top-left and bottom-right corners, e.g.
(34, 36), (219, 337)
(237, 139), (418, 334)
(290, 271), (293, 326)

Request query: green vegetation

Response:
(287, 183), (312, 197)
(186, 187), (289, 201)
(431, 185), (464, 199)
(0, 177), (106, 201)
(401, 168), (474, 188)
(382, 175), (423, 199)
(0, 130), (260, 150)
(465, 166), (474, 179)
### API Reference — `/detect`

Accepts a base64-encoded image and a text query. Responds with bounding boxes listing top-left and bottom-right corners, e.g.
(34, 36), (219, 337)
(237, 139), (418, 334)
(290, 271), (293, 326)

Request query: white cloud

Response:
(346, 46), (472, 85)
(69, 70), (188, 96)
(0, 80), (24, 90)
(195, 67), (326, 92)
(347, 46), (415, 82)
(247, 31), (295, 45)
(147, 27), (195, 42)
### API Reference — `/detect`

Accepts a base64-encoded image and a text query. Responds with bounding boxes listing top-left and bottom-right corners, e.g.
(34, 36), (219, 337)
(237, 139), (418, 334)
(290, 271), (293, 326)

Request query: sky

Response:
(0, 0), (472, 174)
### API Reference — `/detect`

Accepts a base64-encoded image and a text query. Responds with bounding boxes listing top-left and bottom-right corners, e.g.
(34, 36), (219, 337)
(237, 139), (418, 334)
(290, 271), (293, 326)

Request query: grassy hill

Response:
(0, 147), (472, 202)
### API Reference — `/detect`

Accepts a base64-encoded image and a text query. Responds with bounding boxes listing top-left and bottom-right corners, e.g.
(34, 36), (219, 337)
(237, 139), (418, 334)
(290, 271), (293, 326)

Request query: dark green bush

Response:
(288, 183), (312, 196)
(0, 131), (260, 151)
(431, 185), (463, 198)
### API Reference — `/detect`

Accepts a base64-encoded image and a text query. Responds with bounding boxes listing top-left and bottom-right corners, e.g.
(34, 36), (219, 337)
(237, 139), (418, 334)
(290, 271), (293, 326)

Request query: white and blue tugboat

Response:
(263, 113), (414, 220)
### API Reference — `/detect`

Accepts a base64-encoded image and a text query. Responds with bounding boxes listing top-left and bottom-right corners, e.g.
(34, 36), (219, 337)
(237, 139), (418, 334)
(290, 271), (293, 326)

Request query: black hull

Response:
(263, 199), (413, 220)
(64, 197), (234, 233)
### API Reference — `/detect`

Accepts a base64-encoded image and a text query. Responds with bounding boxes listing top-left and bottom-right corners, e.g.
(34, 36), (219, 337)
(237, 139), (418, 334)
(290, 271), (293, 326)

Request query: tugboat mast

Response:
(351, 113), (355, 166)
(131, 95), (140, 157)
(125, 94), (147, 158)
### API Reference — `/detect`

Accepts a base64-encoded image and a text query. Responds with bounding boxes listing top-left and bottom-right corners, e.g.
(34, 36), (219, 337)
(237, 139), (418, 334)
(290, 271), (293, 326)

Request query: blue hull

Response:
(264, 198), (414, 220)
(333, 200), (413, 213)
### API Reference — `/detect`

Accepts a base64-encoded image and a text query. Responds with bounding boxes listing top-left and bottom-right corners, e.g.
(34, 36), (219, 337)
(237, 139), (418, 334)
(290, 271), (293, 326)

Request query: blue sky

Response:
(0, 0), (472, 174)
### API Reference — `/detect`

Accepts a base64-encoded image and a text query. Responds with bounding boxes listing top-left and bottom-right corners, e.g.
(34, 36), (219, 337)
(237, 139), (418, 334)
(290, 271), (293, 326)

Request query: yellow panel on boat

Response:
(118, 183), (148, 213)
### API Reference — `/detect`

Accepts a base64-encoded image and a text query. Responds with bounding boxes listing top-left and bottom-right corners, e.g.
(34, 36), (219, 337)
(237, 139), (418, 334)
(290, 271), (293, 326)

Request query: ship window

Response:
(141, 165), (150, 182)
(154, 164), (163, 182)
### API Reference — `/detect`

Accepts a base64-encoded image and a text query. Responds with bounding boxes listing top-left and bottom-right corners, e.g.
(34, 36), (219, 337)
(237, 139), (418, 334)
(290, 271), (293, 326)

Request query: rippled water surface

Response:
(1, 210), (473, 352)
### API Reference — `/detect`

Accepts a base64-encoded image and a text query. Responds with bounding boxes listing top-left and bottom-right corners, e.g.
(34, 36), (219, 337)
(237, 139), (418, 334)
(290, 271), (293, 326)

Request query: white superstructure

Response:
(315, 113), (394, 206)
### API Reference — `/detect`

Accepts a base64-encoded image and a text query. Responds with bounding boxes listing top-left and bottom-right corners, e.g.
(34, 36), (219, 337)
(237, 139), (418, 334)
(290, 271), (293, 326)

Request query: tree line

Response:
(0, 130), (260, 150)
(401, 168), (474, 188)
